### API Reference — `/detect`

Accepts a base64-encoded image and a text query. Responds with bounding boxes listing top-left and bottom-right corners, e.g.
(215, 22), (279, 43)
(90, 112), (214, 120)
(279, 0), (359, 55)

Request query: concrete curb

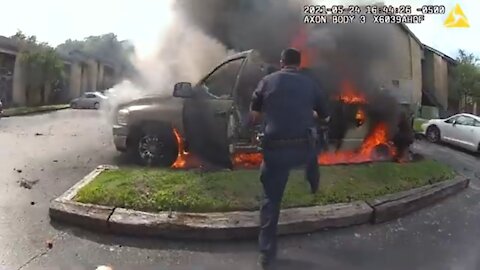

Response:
(49, 165), (118, 232)
(366, 176), (470, 223)
(3, 105), (70, 117)
(108, 201), (372, 240)
(49, 166), (470, 240)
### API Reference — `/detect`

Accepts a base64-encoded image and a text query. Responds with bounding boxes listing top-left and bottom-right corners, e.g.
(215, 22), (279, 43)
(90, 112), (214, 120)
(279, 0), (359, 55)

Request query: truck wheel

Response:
(128, 124), (178, 167)
(371, 143), (390, 161)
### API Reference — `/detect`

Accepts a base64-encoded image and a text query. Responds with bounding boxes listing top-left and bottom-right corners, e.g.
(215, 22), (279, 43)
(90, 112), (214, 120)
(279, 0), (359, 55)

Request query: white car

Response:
(421, 113), (480, 152)
(70, 92), (107, 109)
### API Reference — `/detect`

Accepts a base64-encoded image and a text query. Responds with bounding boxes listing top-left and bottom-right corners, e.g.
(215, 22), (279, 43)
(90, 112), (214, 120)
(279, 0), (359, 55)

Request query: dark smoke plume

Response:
(175, 0), (406, 162)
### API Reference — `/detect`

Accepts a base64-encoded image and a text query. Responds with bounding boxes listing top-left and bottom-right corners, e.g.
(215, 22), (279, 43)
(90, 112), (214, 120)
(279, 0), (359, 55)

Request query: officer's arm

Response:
(249, 78), (266, 125)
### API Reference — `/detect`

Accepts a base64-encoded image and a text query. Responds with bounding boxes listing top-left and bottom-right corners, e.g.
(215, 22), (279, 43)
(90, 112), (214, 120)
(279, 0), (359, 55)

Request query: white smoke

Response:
(102, 0), (233, 116)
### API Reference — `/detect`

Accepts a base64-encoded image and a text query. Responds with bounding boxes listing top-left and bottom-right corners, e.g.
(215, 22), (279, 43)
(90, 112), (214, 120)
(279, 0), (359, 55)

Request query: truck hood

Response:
(117, 95), (177, 109)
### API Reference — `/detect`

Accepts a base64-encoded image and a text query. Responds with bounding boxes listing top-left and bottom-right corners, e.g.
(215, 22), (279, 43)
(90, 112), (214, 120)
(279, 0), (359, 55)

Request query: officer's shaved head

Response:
(280, 48), (301, 67)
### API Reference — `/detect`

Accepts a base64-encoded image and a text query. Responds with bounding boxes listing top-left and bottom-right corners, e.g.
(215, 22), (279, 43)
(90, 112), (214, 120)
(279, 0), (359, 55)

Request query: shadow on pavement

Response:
(273, 258), (320, 270)
(415, 137), (480, 158)
(50, 220), (257, 253)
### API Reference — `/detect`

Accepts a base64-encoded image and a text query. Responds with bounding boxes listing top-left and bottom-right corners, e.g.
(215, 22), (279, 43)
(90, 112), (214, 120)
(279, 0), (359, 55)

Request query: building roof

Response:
(0, 36), (114, 67)
(423, 44), (457, 65)
(0, 35), (20, 54)
(397, 24), (457, 65)
(398, 24), (424, 50)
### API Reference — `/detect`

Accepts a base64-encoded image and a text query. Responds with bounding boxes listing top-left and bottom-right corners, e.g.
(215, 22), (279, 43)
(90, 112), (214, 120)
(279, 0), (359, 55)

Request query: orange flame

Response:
(233, 152), (263, 168)
(318, 123), (395, 165)
(231, 82), (396, 168)
(356, 109), (366, 126)
(338, 81), (367, 104)
(172, 128), (190, 169)
(233, 123), (395, 168)
(291, 27), (315, 68)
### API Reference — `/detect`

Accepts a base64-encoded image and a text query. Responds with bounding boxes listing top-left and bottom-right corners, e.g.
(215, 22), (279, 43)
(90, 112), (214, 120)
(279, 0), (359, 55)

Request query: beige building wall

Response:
(97, 63), (105, 90)
(409, 36), (423, 108)
(432, 54), (449, 109)
(80, 64), (89, 93)
(422, 50), (450, 109)
(69, 62), (82, 99)
(12, 54), (25, 105)
(369, 24), (422, 108)
(87, 59), (99, 91)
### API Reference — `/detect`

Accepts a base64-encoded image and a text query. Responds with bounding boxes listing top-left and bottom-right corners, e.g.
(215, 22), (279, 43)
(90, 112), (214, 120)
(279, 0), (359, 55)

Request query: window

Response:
(200, 58), (245, 99)
(475, 120), (480, 127)
(85, 93), (96, 98)
(445, 116), (458, 124)
(455, 116), (475, 126)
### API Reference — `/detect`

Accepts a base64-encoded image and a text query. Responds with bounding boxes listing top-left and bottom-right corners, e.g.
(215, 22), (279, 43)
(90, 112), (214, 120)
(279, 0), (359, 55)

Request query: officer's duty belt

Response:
(265, 138), (309, 147)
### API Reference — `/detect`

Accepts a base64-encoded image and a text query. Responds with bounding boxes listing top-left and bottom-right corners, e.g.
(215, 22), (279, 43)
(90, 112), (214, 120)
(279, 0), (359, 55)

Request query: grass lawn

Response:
(75, 160), (455, 213)
(3, 104), (69, 117)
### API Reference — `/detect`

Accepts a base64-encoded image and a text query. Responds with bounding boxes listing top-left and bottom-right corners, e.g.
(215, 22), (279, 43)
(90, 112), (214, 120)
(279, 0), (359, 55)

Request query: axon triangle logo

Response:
(444, 4), (470, 28)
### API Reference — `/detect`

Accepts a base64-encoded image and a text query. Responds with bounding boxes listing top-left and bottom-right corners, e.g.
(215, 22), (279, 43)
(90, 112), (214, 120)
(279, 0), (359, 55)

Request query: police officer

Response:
(249, 48), (330, 268)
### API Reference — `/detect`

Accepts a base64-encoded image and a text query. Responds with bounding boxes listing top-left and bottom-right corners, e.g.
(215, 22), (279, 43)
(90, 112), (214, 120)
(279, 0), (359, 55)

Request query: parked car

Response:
(70, 92), (107, 110)
(0, 99), (3, 118)
(112, 50), (408, 167)
(421, 113), (480, 153)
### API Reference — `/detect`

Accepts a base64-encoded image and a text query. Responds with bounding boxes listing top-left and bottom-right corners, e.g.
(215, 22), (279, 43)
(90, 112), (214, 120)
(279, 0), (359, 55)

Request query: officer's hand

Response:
(249, 111), (262, 126)
(313, 111), (318, 118)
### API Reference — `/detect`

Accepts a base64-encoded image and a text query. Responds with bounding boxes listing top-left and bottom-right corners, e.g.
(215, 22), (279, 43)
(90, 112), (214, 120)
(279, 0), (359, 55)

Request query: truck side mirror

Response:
(173, 82), (193, 98)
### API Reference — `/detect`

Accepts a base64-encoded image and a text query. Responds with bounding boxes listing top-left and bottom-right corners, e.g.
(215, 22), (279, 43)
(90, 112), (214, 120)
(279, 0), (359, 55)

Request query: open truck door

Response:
(176, 56), (247, 169)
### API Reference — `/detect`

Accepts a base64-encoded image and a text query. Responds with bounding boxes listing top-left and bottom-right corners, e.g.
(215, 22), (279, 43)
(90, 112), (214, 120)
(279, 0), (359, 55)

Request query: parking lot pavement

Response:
(1, 110), (479, 270)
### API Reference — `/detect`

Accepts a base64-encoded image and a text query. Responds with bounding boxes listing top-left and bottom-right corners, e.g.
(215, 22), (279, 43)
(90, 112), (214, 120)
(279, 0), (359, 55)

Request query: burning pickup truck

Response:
(112, 50), (407, 169)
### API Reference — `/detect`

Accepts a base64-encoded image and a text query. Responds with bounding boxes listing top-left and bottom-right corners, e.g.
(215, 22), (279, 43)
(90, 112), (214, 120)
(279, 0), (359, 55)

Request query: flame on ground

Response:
(172, 124), (396, 169)
(318, 123), (395, 165)
(233, 123), (396, 168)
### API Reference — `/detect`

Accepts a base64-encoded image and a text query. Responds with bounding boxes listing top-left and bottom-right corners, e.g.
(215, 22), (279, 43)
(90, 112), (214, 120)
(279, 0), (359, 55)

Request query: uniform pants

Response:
(258, 146), (319, 257)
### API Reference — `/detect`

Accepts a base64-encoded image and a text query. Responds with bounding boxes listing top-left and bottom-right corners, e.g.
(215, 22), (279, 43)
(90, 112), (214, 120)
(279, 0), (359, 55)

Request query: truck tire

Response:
(371, 143), (390, 161)
(128, 123), (178, 167)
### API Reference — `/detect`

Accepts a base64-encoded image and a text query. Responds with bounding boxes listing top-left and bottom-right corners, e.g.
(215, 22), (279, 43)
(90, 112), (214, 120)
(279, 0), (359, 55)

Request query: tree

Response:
(56, 33), (137, 79)
(450, 49), (480, 103)
(11, 31), (64, 105)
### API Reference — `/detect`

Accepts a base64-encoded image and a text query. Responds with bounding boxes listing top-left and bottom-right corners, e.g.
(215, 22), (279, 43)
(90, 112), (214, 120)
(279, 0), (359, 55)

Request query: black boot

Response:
(258, 251), (277, 269)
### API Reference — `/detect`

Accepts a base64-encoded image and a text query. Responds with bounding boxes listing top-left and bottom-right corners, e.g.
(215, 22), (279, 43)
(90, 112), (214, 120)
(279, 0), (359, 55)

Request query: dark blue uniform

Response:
(250, 67), (329, 258)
